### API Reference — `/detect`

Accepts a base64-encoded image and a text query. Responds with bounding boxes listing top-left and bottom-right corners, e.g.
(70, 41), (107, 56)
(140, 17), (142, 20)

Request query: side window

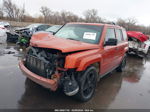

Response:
(37, 25), (48, 31)
(37, 26), (43, 31)
(116, 29), (123, 43)
(122, 29), (128, 40)
(105, 28), (116, 42)
(42, 25), (50, 30)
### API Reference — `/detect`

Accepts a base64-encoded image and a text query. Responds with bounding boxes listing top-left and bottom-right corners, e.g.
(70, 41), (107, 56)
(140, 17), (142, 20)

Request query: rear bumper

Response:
(19, 61), (59, 91)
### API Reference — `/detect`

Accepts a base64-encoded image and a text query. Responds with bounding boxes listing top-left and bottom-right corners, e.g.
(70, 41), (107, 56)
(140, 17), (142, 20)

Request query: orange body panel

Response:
(30, 34), (100, 53)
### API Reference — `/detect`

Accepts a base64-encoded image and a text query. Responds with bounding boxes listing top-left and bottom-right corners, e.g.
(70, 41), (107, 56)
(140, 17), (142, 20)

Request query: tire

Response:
(75, 66), (98, 102)
(116, 55), (127, 72)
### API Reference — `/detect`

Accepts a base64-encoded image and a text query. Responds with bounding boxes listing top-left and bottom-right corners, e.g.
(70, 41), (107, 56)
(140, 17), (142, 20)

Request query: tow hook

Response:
(50, 73), (61, 91)
(63, 74), (79, 96)
(51, 73), (61, 82)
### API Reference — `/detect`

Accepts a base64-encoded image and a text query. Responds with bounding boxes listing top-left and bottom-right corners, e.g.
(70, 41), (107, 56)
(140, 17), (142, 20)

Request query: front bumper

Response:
(19, 61), (60, 91)
(6, 32), (19, 43)
(129, 48), (146, 54)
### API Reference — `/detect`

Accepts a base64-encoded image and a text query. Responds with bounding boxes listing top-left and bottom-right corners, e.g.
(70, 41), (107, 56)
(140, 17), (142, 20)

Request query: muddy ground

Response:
(0, 43), (150, 110)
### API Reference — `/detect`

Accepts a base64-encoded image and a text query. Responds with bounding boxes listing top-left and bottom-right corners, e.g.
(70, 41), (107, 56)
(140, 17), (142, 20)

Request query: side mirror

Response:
(105, 38), (118, 46)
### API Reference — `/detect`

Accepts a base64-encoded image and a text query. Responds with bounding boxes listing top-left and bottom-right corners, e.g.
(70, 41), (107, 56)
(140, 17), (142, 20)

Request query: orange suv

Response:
(19, 23), (128, 102)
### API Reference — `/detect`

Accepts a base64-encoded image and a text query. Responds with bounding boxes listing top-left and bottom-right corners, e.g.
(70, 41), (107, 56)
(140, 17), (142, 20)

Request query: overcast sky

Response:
(4, 0), (150, 26)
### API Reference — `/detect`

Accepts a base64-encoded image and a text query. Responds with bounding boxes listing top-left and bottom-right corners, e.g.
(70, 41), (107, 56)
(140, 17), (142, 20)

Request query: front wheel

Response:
(75, 66), (98, 102)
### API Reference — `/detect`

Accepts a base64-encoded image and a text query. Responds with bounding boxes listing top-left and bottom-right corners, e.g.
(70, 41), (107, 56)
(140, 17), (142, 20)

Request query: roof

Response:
(127, 31), (149, 42)
(68, 22), (121, 28)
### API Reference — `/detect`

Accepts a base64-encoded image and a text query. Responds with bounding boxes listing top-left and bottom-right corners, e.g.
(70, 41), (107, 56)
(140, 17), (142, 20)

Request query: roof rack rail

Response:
(101, 22), (116, 25)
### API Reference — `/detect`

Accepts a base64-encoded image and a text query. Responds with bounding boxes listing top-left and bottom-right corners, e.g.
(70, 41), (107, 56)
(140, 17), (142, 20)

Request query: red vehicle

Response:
(19, 23), (128, 102)
(127, 31), (150, 57)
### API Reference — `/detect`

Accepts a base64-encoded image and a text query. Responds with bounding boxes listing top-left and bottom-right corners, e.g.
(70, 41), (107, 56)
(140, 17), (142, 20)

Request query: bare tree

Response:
(116, 18), (150, 34)
(18, 4), (25, 21)
(60, 11), (79, 24)
(40, 6), (53, 23)
(126, 18), (137, 30)
(116, 18), (126, 27)
(40, 7), (80, 24)
(83, 9), (103, 23)
(117, 18), (137, 30)
(51, 11), (61, 24)
(0, 7), (4, 19)
(1, 1), (150, 35)
(3, 0), (15, 20)
(3, 0), (25, 21)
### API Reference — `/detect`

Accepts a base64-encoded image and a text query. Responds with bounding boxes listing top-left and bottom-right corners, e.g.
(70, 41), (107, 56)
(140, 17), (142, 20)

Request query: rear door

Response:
(115, 28), (126, 65)
(101, 28), (118, 75)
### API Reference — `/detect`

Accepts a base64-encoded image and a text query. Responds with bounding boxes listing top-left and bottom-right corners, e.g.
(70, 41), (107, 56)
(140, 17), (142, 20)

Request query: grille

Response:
(25, 55), (49, 78)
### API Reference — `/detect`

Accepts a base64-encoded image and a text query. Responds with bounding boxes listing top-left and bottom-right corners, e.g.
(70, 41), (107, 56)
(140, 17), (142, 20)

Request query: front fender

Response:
(77, 54), (101, 71)
(64, 49), (101, 71)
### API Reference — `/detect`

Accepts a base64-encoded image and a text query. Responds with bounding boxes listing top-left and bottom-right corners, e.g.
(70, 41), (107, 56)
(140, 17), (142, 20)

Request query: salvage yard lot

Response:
(0, 43), (150, 109)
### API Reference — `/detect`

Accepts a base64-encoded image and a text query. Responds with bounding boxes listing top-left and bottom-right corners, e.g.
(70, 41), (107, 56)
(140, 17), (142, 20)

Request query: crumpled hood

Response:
(30, 35), (99, 53)
(127, 31), (148, 42)
(15, 27), (29, 31)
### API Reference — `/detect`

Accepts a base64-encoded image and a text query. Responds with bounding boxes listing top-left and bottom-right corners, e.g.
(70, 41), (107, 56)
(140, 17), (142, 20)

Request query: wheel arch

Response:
(76, 54), (101, 72)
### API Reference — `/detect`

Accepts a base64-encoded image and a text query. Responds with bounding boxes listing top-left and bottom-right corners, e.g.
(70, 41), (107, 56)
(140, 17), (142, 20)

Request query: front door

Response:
(100, 28), (118, 75)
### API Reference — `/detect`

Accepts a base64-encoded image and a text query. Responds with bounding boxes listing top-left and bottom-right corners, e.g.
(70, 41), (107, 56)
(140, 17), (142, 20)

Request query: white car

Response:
(0, 25), (8, 43)
(0, 21), (10, 27)
(127, 31), (150, 57)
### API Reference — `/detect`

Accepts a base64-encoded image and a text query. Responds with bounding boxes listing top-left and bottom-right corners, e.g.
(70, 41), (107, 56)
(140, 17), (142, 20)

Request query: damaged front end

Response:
(20, 47), (79, 95)
(127, 31), (149, 57)
(128, 37), (147, 56)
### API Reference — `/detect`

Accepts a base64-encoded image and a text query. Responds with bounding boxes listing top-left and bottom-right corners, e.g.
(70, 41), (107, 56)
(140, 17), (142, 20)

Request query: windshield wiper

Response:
(48, 31), (55, 35)
(67, 38), (80, 41)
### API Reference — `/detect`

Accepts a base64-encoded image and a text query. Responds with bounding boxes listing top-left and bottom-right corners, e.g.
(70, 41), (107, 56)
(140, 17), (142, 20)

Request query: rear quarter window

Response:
(116, 29), (124, 43)
(122, 29), (128, 41)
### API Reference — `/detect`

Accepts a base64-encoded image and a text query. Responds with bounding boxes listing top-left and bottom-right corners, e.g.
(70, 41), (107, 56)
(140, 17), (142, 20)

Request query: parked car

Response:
(6, 33), (19, 43)
(3, 22), (19, 43)
(19, 23), (128, 102)
(6, 29), (19, 43)
(15, 24), (51, 46)
(15, 24), (51, 36)
(127, 31), (150, 57)
(0, 21), (10, 28)
(0, 25), (8, 43)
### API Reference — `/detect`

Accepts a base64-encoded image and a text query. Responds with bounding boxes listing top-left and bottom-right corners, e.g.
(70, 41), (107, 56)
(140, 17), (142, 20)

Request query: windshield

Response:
(55, 24), (103, 44)
(46, 25), (62, 33)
